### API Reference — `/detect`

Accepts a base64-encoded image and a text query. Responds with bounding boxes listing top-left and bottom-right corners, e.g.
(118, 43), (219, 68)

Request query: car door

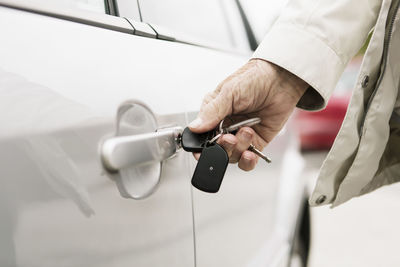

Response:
(0, 2), (196, 267)
(0, 0), (253, 266)
(135, 1), (306, 267)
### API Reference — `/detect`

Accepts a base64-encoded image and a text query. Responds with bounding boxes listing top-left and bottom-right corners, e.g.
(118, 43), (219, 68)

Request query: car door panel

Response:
(0, 67), (194, 267)
(0, 4), (249, 266)
(127, 1), (303, 264)
(0, 1), (307, 266)
(187, 112), (305, 267)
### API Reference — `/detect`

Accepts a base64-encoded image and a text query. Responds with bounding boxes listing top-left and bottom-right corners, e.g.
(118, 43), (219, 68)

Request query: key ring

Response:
(208, 133), (222, 144)
(208, 120), (225, 144)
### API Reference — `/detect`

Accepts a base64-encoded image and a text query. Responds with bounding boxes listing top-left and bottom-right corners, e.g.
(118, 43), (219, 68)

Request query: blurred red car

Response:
(295, 58), (362, 151)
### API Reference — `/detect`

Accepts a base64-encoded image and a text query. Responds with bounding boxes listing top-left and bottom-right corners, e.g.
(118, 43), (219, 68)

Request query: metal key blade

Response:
(224, 117), (261, 133)
(248, 144), (272, 163)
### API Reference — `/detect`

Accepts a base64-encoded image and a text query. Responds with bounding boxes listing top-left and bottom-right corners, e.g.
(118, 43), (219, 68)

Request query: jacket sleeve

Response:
(252, 0), (383, 110)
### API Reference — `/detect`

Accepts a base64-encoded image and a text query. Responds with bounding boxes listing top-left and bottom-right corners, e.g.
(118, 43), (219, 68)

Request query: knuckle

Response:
(239, 126), (255, 135)
(237, 127), (254, 144)
(221, 134), (237, 146)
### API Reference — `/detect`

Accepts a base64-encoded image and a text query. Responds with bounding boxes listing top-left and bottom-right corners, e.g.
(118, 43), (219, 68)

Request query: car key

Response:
(191, 142), (229, 193)
(181, 117), (271, 163)
(222, 118), (271, 163)
(181, 118), (261, 152)
(187, 120), (228, 193)
(185, 117), (269, 193)
(181, 127), (215, 153)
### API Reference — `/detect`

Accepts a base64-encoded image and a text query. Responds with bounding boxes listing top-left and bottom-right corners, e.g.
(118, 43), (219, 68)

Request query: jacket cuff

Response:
(252, 23), (346, 111)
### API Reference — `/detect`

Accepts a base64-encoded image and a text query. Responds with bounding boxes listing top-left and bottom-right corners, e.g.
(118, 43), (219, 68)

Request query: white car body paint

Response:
(0, 2), (306, 267)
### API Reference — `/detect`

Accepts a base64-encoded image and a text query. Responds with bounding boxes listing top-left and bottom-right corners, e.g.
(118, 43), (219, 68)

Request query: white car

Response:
(0, 0), (310, 266)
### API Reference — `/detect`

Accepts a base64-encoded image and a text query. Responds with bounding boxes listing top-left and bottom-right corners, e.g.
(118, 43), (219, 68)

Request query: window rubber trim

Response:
(0, 0), (133, 34)
(105, 0), (119, 16)
(234, 0), (258, 51)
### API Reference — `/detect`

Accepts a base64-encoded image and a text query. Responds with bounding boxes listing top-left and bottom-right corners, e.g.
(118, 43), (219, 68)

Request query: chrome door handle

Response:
(101, 126), (183, 172)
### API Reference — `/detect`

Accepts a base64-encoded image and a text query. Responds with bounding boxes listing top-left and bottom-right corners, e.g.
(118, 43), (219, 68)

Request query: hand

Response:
(188, 59), (308, 171)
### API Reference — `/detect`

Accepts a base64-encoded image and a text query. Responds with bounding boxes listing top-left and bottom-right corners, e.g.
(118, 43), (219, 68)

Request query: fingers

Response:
(217, 134), (237, 158)
(193, 134), (237, 161)
(192, 130), (259, 171)
(238, 151), (258, 171)
(230, 127), (254, 163)
(189, 90), (232, 133)
(228, 127), (259, 171)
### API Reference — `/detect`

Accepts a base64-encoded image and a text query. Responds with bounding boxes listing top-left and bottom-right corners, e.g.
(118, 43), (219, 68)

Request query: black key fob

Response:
(181, 127), (213, 152)
(191, 143), (229, 193)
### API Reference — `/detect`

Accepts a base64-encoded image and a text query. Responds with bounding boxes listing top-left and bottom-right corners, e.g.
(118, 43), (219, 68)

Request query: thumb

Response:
(188, 94), (232, 133)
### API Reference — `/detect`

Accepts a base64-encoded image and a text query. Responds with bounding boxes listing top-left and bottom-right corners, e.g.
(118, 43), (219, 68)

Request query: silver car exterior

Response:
(0, 0), (308, 266)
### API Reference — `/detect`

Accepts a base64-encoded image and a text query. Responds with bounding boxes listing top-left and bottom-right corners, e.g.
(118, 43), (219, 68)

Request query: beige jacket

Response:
(253, 0), (400, 207)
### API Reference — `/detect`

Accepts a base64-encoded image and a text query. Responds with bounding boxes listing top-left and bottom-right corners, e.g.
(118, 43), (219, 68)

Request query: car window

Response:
(239, 0), (288, 44)
(137, 0), (235, 49)
(117, 0), (140, 20)
(40, 0), (106, 13)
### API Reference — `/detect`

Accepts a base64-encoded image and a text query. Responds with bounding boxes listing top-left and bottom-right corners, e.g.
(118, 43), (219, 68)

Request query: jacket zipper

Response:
(360, 0), (400, 137)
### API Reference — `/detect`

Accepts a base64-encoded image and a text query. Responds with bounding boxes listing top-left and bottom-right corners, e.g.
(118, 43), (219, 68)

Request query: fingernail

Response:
(189, 118), (202, 129)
